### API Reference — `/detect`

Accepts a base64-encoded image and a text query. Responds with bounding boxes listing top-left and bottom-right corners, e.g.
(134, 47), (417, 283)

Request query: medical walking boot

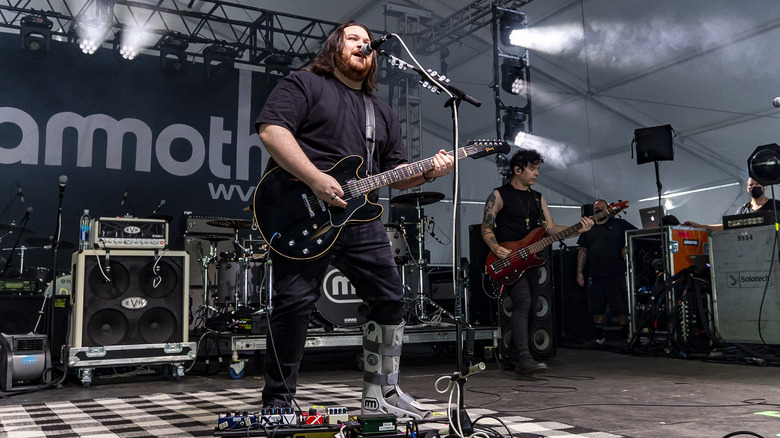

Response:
(361, 321), (431, 420)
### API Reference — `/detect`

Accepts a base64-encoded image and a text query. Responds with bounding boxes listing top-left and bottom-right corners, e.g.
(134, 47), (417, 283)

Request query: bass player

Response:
(480, 149), (593, 375)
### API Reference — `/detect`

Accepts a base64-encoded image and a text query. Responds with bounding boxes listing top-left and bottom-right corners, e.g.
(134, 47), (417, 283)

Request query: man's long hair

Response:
(306, 22), (379, 95)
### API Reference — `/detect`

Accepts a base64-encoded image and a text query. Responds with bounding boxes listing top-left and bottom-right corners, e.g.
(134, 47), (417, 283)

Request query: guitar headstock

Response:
(607, 200), (629, 216)
(466, 139), (511, 158)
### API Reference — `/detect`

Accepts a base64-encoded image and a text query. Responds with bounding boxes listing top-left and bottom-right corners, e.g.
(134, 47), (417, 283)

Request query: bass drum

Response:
(315, 265), (368, 327)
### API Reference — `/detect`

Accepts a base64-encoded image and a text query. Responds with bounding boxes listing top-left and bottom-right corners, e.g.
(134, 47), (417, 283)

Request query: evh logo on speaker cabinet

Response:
(69, 250), (189, 349)
(120, 297), (149, 309)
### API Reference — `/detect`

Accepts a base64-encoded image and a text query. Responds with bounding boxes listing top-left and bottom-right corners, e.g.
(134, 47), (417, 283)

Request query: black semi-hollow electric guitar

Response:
(253, 139), (510, 261)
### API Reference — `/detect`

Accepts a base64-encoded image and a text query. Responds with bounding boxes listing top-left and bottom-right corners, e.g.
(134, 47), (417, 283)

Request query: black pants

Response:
(587, 274), (628, 317)
(506, 267), (540, 358)
(262, 220), (404, 405)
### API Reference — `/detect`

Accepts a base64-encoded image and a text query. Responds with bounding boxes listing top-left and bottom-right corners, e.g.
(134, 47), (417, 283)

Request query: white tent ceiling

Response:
(6, 0), (779, 259)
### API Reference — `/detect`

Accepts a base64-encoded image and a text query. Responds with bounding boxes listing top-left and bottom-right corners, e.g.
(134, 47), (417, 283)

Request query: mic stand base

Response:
(447, 407), (474, 437)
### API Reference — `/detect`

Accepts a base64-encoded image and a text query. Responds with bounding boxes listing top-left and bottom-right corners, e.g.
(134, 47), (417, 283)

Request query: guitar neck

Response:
(355, 150), (456, 194)
(524, 208), (611, 254)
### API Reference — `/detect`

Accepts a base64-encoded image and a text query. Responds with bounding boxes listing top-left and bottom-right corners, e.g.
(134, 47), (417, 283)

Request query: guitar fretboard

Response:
(521, 207), (614, 255)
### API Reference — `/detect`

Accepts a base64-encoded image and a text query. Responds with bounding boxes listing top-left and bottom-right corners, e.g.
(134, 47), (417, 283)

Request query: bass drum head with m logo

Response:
(315, 265), (368, 327)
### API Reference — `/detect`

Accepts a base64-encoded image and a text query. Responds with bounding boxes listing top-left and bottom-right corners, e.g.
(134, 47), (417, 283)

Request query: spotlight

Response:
(71, 19), (109, 55)
(502, 107), (528, 147)
(204, 44), (239, 80)
(498, 9), (527, 47)
(20, 15), (53, 52)
(501, 57), (526, 95)
(265, 53), (293, 88)
(748, 143), (780, 186)
(160, 34), (189, 76)
(113, 30), (146, 61)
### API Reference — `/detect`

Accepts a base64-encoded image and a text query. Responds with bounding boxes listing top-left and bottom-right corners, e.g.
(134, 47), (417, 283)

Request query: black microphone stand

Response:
(1, 212), (32, 276)
(380, 48), (482, 435)
(45, 182), (66, 338)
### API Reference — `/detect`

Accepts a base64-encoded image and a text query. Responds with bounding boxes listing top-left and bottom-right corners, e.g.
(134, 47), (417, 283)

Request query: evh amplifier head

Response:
(90, 217), (168, 249)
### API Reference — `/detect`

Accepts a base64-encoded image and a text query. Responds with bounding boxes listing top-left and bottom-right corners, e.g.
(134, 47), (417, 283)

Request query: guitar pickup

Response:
(303, 194), (327, 218)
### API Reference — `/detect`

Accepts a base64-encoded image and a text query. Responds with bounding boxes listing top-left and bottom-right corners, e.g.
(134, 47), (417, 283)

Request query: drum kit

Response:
(194, 218), (271, 321)
(386, 191), (452, 323)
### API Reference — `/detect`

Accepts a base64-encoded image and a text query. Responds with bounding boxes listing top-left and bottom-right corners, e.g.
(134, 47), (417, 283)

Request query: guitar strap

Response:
(532, 188), (547, 229)
(362, 94), (376, 176)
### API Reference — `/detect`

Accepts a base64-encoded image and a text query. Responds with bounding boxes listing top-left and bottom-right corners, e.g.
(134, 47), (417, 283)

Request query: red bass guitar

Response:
(485, 200), (629, 285)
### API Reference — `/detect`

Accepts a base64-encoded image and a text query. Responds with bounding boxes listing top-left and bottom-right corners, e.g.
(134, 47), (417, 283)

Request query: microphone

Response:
(360, 34), (393, 56)
(450, 362), (486, 381)
(397, 216), (405, 229)
(17, 185), (24, 203)
(773, 97), (780, 108)
(22, 206), (32, 220)
(58, 175), (68, 196)
(152, 199), (166, 215)
(120, 190), (128, 206)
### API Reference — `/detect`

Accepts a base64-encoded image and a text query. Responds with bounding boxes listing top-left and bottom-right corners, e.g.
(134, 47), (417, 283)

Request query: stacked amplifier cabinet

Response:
(626, 226), (709, 343)
(710, 225), (780, 344)
(67, 250), (195, 386)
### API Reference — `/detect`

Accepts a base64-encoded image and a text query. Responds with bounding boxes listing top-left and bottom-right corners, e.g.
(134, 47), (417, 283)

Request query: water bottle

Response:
(79, 209), (91, 250)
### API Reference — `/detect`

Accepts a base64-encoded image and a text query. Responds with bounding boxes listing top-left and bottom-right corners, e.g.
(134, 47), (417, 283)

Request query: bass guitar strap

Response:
(362, 94), (376, 176)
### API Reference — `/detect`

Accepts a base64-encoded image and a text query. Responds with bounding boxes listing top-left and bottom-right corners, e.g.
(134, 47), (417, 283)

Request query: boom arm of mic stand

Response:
(378, 51), (481, 108)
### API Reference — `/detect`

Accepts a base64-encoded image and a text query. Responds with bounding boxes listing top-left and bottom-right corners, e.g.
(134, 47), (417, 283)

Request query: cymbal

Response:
(206, 219), (253, 229)
(390, 191), (445, 208)
(195, 234), (231, 242)
(25, 237), (75, 249)
(0, 223), (34, 234)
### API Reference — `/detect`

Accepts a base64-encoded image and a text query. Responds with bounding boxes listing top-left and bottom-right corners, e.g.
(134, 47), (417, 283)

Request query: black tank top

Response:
(494, 184), (543, 243)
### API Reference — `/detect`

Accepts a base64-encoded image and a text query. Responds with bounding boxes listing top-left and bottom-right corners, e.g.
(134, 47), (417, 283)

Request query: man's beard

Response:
(337, 53), (371, 81)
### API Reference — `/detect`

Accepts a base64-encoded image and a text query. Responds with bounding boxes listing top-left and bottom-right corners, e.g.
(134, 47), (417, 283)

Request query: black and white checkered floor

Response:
(0, 383), (624, 437)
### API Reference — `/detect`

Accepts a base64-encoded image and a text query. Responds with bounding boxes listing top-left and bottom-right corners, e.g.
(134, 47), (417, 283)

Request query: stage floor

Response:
(1, 346), (778, 437)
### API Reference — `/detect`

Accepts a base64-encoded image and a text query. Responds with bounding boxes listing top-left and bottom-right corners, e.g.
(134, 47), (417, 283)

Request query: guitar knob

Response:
(302, 248), (309, 255)
(287, 240), (295, 247)
(302, 230), (309, 236)
(316, 238), (323, 245)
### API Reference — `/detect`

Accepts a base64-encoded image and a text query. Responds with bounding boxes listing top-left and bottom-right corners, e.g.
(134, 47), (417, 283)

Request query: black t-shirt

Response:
(736, 199), (780, 214)
(255, 70), (407, 179)
(493, 184), (543, 243)
(576, 217), (636, 277)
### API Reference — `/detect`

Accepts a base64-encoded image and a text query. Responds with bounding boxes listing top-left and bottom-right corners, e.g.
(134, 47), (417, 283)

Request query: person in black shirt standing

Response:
(576, 199), (636, 344)
(481, 149), (593, 375)
(255, 22), (453, 419)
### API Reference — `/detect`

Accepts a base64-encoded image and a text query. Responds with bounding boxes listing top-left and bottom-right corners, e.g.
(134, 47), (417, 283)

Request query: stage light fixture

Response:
(113, 30), (146, 61)
(502, 107), (528, 147)
(499, 9), (527, 47)
(501, 57), (526, 95)
(20, 14), (53, 52)
(71, 19), (109, 55)
(748, 143), (780, 186)
(264, 53), (293, 88)
(204, 44), (239, 80)
(159, 34), (189, 76)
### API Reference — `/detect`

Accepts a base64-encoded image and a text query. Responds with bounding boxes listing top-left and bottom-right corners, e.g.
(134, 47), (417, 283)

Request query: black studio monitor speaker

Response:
(634, 124), (674, 164)
(70, 250), (189, 348)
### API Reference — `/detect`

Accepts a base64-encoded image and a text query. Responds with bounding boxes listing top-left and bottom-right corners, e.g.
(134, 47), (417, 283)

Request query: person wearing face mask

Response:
(685, 177), (780, 231)
(576, 199), (637, 345)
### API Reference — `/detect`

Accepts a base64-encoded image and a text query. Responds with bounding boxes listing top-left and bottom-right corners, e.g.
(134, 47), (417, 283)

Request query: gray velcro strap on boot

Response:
(363, 338), (403, 356)
(394, 392), (418, 411)
(363, 370), (400, 385)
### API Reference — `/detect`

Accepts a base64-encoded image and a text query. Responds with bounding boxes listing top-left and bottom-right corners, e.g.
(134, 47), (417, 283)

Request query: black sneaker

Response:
(514, 357), (547, 375)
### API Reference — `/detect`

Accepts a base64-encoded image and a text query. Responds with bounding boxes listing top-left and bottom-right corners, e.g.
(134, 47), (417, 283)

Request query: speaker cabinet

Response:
(70, 250), (189, 348)
(553, 248), (594, 344)
(468, 224), (497, 326)
(498, 247), (556, 359)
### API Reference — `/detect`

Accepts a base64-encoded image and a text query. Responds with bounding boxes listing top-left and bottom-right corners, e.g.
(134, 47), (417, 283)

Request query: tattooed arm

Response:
(481, 189), (511, 259)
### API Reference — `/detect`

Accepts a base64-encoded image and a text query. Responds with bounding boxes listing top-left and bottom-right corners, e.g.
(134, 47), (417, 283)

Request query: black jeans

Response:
(506, 267), (540, 358)
(262, 220), (404, 405)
